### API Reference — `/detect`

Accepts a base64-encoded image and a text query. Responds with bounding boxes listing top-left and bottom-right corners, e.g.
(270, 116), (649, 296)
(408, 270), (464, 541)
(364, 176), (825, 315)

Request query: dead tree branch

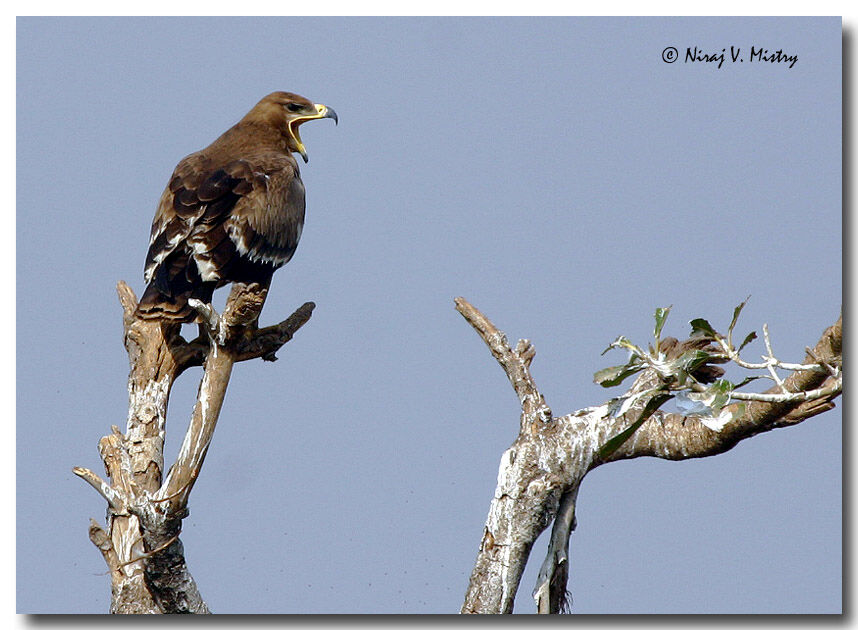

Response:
(457, 298), (841, 614)
(74, 281), (314, 613)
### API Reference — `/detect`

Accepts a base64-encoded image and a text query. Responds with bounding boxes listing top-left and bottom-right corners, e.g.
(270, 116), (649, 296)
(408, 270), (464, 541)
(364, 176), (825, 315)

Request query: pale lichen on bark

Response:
(456, 298), (841, 614)
(75, 281), (314, 613)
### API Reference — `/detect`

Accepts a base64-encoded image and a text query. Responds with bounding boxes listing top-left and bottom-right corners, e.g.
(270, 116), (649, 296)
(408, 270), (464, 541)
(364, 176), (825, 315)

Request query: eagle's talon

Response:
(187, 299), (222, 342)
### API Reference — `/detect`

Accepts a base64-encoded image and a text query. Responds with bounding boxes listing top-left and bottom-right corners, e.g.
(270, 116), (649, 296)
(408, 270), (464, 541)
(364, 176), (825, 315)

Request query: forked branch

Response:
(457, 297), (841, 614)
(75, 281), (314, 613)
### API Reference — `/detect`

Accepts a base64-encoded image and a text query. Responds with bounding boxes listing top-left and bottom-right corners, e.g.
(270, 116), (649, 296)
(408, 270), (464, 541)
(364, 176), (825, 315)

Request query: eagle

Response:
(135, 91), (337, 322)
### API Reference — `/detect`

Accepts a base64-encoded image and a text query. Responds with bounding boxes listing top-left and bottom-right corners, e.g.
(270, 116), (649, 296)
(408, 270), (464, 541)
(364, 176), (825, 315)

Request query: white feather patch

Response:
(226, 222), (290, 267)
(193, 256), (219, 281)
(188, 237), (221, 281)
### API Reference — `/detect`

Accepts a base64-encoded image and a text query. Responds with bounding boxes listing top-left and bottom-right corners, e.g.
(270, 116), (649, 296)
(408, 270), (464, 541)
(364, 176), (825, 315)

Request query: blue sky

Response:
(16, 17), (841, 613)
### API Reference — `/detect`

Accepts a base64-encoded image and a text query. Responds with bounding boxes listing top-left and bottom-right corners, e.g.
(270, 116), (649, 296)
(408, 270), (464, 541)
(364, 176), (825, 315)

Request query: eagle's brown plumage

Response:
(136, 92), (337, 322)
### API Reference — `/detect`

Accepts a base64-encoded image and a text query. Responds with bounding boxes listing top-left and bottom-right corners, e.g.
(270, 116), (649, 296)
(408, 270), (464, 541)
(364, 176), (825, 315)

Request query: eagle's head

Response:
(247, 91), (338, 162)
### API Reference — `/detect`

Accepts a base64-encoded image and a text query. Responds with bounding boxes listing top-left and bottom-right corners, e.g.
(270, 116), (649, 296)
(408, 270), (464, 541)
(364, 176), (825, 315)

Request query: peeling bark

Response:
(75, 281), (314, 613)
(457, 298), (841, 614)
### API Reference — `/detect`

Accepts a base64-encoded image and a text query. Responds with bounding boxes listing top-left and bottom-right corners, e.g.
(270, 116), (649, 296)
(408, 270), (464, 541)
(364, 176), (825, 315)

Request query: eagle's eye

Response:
(286, 103), (304, 113)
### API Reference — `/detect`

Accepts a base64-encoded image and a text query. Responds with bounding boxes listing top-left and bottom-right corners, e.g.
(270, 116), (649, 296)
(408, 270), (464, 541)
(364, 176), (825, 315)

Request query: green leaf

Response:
(600, 335), (644, 358)
(600, 335), (629, 356)
(689, 318), (718, 339)
(708, 378), (734, 394)
(598, 393), (673, 459)
(605, 387), (661, 418)
(677, 349), (714, 375)
(654, 306), (672, 343)
(593, 362), (645, 388)
(707, 379), (734, 412)
(729, 296), (751, 335)
(732, 375), (762, 390)
(738, 330), (757, 352)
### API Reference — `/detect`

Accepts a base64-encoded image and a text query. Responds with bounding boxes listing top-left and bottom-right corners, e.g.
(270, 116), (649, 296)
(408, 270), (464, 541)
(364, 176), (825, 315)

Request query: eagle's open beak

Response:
(290, 104), (338, 163)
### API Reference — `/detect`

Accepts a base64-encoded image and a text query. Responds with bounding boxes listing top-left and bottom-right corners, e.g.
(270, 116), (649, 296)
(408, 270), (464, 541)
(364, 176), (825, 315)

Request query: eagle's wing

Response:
(144, 152), (304, 289)
(138, 151), (304, 321)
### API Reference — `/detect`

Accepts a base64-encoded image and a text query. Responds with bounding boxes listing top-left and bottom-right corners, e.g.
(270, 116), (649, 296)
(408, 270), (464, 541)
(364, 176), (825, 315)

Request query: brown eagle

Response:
(136, 92), (337, 322)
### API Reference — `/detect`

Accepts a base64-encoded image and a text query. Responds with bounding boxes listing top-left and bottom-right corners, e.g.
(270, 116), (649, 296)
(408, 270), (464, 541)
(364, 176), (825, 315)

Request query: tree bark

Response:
(75, 281), (314, 613)
(457, 298), (841, 614)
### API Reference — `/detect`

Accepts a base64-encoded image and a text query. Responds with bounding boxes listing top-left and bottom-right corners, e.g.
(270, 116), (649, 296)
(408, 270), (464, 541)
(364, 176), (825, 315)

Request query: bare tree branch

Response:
(534, 486), (577, 613)
(75, 281), (314, 613)
(458, 299), (841, 614)
(454, 297), (552, 425)
(167, 301), (315, 375)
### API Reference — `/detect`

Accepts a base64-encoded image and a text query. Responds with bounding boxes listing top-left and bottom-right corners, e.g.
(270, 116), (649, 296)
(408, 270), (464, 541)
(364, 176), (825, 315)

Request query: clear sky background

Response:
(16, 17), (841, 614)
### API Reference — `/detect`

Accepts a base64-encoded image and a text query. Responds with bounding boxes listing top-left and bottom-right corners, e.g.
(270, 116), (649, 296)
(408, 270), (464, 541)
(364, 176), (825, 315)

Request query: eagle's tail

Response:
(135, 282), (216, 323)
(135, 252), (216, 323)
